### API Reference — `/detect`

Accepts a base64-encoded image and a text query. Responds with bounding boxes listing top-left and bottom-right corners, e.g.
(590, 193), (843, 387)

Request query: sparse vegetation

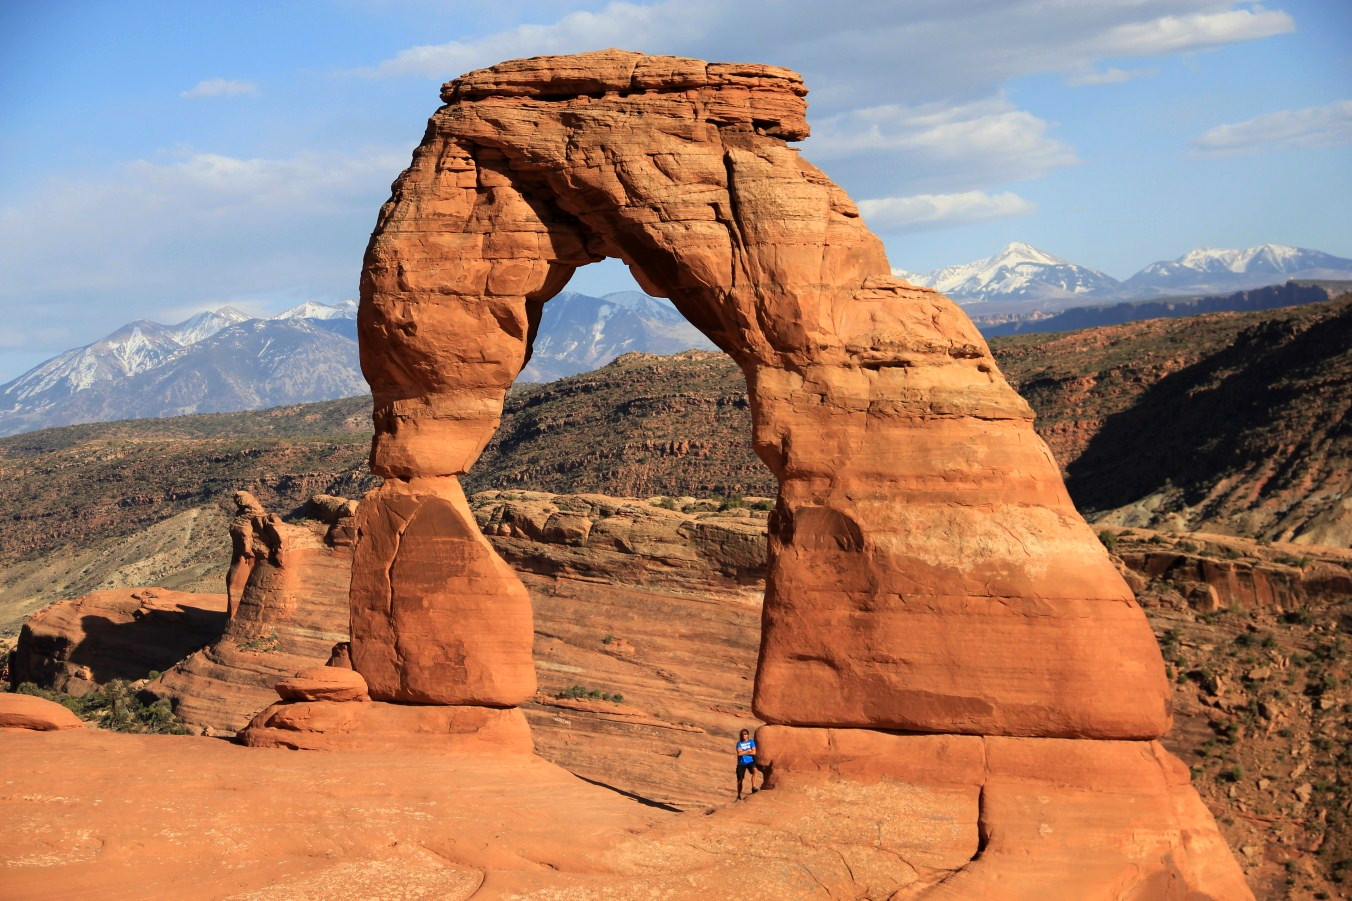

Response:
(15, 680), (190, 734)
(555, 684), (625, 704)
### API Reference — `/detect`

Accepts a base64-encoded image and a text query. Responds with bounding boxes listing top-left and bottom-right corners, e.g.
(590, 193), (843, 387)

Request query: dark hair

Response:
(739, 729), (750, 738)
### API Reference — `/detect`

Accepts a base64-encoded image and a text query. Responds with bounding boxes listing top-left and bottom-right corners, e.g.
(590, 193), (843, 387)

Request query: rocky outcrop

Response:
(474, 490), (768, 585)
(1107, 528), (1352, 614)
(0, 693), (83, 731)
(337, 48), (1245, 896)
(8, 588), (226, 695)
(144, 492), (355, 732)
(355, 48), (1168, 740)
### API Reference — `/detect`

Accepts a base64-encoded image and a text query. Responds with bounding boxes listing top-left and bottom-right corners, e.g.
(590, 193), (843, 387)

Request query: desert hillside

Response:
(1, 296), (1346, 619)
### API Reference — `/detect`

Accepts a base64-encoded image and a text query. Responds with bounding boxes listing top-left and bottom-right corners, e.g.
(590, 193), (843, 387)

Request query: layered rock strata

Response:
(8, 588), (225, 695)
(355, 48), (1168, 737)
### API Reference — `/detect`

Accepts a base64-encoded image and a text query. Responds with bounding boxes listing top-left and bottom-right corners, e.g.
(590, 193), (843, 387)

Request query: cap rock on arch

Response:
(349, 48), (1170, 738)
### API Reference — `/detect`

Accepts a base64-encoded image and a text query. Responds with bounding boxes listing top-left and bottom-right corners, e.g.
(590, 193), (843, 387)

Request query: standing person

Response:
(735, 728), (758, 800)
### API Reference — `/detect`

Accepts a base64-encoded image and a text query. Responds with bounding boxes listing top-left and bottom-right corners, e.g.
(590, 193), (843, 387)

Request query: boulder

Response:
(275, 666), (369, 703)
(238, 700), (532, 754)
(0, 693), (83, 731)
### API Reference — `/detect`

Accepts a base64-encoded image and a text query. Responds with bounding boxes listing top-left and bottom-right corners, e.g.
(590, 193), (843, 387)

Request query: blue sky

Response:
(1, 0), (1349, 382)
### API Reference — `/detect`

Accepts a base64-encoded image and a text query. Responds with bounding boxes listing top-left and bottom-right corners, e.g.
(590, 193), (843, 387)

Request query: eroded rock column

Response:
(353, 136), (592, 705)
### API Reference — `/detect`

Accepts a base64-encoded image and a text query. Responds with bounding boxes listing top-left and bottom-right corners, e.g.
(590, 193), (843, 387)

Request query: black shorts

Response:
(737, 761), (758, 779)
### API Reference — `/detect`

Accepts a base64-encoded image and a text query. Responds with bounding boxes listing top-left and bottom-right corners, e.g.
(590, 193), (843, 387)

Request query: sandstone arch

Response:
(350, 49), (1171, 741)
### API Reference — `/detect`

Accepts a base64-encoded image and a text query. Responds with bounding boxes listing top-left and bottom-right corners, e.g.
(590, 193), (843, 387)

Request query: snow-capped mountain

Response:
(895, 242), (1121, 303)
(0, 301), (360, 436)
(167, 307), (252, 346)
(894, 241), (1352, 304)
(273, 299), (358, 321)
(520, 291), (716, 382)
(1122, 244), (1352, 297)
(0, 293), (717, 436)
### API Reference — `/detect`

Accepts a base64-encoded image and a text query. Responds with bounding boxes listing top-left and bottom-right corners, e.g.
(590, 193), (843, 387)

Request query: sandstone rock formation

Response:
(339, 48), (1245, 896)
(8, 588), (225, 695)
(0, 693), (83, 731)
(356, 47), (1167, 737)
(0, 725), (1252, 898)
(144, 492), (355, 732)
(274, 664), (370, 702)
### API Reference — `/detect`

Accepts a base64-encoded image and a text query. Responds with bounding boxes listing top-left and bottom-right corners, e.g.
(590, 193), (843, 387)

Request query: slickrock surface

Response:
(9, 497), (1345, 891)
(143, 492), (354, 732)
(357, 48), (1168, 739)
(0, 727), (1251, 900)
(8, 587), (225, 695)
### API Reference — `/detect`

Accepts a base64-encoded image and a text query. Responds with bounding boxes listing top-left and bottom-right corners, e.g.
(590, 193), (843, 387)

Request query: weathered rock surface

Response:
(0, 692), (83, 731)
(274, 665), (369, 702)
(143, 492), (354, 732)
(8, 588), (226, 695)
(755, 727), (1251, 900)
(240, 699), (532, 754)
(1109, 528), (1352, 614)
(349, 477), (537, 705)
(356, 48), (1168, 739)
(474, 489), (768, 586)
(0, 726), (1251, 899)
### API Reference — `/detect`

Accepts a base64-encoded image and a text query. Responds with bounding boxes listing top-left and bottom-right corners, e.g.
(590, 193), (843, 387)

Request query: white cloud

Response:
(0, 147), (407, 355)
(1068, 66), (1156, 86)
(1087, 6), (1293, 58)
(808, 98), (1078, 188)
(360, 2), (1294, 110)
(364, 1), (706, 78)
(1190, 100), (1352, 155)
(857, 191), (1036, 232)
(181, 77), (258, 99)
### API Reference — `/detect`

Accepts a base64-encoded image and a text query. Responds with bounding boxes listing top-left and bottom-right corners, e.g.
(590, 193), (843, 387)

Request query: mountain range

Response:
(0, 302), (364, 437)
(0, 292), (713, 436)
(520, 291), (714, 381)
(894, 242), (1352, 304)
(5, 241), (1348, 436)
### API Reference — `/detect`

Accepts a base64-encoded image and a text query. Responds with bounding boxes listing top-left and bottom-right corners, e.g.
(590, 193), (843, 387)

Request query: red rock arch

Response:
(350, 49), (1169, 740)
